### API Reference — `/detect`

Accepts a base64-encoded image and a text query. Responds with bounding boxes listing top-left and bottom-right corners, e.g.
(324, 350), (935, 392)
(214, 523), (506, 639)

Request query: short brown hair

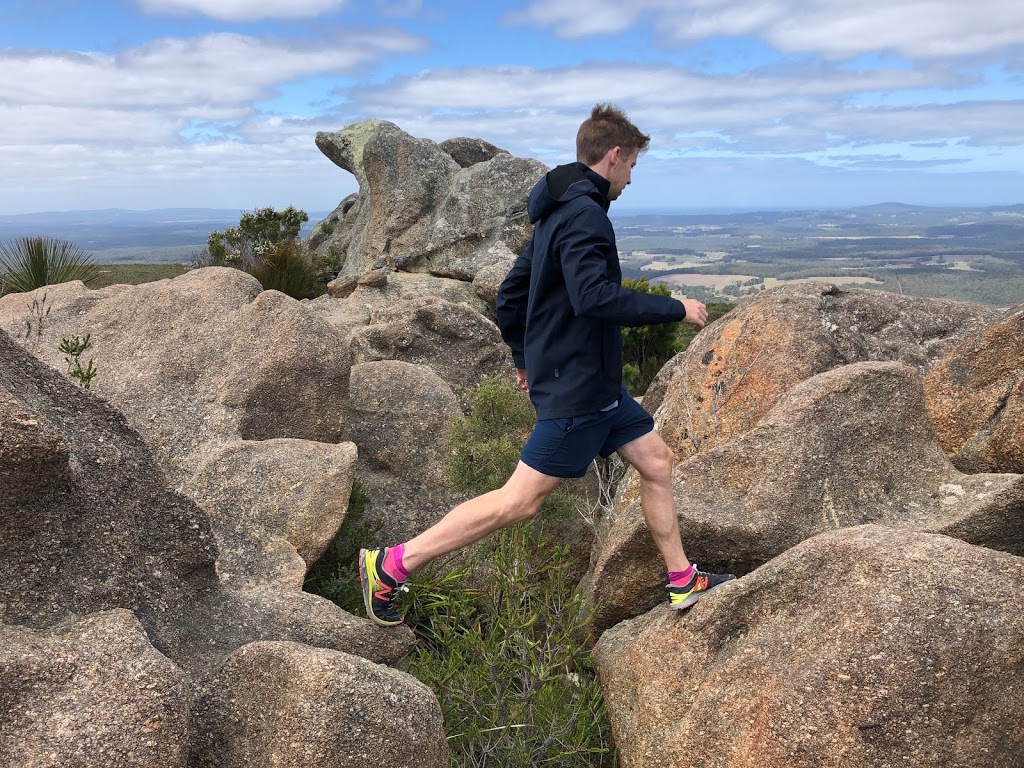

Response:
(576, 104), (650, 165)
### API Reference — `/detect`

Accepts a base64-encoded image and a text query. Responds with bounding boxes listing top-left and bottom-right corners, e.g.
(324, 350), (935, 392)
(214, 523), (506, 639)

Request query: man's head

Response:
(576, 104), (650, 201)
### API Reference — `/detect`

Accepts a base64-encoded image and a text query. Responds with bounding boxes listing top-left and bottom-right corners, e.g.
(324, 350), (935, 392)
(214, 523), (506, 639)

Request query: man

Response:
(359, 104), (734, 626)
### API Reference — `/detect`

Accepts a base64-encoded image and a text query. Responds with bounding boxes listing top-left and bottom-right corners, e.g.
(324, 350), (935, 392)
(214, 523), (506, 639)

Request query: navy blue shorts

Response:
(520, 386), (655, 478)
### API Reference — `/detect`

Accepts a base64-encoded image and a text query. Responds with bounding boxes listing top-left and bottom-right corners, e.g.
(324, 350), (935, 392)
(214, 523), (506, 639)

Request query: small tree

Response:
(621, 276), (682, 395)
(206, 205), (309, 266)
(201, 206), (321, 300)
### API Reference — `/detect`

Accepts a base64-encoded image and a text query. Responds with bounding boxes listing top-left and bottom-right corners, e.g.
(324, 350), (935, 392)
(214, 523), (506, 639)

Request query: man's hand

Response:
(681, 298), (708, 329)
(515, 368), (529, 392)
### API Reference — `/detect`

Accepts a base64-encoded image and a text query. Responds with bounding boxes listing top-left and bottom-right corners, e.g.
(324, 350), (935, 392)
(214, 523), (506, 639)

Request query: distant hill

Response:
(1, 204), (1020, 265)
(0, 208), (329, 264)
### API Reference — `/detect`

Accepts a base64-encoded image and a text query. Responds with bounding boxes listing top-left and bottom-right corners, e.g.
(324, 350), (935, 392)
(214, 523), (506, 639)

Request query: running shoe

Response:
(666, 566), (736, 611)
(359, 547), (408, 626)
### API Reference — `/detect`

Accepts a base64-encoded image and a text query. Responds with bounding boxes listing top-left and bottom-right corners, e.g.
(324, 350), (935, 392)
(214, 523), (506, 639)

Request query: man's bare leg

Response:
(616, 430), (690, 573)
(400, 461), (560, 573)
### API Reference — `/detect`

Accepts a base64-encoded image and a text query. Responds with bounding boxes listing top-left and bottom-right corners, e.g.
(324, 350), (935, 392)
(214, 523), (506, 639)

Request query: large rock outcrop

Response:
(312, 119), (545, 280)
(652, 282), (999, 461)
(593, 526), (1024, 768)
(0, 327), (413, 679)
(589, 361), (1024, 629)
(924, 302), (1024, 473)
(1, 323), (421, 764)
(0, 271), (356, 598)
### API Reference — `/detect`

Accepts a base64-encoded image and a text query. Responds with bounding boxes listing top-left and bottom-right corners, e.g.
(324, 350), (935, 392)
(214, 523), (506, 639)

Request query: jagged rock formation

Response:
(594, 526), (1024, 768)
(924, 302), (1024, 473)
(0, 270), (358, 601)
(0, 326), (418, 763)
(649, 282), (1000, 460)
(589, 361), (1024, 630)
(311, 119), (546, 280)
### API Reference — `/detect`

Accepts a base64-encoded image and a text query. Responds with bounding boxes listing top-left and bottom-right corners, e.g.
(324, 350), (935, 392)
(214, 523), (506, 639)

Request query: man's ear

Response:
(608, 145), (622, 165)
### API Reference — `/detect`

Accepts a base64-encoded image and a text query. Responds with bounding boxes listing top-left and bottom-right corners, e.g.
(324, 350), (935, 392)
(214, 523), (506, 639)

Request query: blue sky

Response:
(1, 0), (1022, 215)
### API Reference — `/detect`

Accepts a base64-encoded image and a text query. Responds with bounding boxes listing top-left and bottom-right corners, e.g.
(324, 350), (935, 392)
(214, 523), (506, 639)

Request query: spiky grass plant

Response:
(247, 239), (322, 300)
(0, 236), (100, 295)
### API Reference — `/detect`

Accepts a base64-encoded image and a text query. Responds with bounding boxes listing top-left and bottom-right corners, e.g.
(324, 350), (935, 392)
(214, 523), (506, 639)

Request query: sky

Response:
(1, 0), (1022, 215)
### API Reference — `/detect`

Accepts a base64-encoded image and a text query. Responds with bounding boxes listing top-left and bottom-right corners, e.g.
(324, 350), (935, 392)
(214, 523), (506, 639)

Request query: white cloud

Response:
(353, 63), (960, 111)
(340, 63), (1022, 160)
(0, 30), (424, 119)
(136, 0), (346, 21)
(512, 0), (1024, 59)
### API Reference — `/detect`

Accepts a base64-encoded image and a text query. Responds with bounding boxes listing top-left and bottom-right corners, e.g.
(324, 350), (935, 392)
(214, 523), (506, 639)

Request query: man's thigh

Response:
(598, 391), (655, 459)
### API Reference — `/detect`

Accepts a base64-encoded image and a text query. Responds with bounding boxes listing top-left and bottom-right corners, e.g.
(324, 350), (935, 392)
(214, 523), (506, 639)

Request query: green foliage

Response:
(206, 205), (309, 265)
(447, 377), (535, 494)
(0, 236), (100, 295)
(58, 334), (98, 389)
(411, 377), (615, 766)
(247, 239), (321, 300)
(406, 525), (615, 768)
(621, 276), (682, 395)
(303, 480), (376, 617)
(198, 206), (323, 300)
(446, 377), (579, 523)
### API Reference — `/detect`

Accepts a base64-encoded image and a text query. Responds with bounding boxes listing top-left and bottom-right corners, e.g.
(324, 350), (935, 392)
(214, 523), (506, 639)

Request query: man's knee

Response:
(637, 437), (674, 482)
(495, 485), (546, 525)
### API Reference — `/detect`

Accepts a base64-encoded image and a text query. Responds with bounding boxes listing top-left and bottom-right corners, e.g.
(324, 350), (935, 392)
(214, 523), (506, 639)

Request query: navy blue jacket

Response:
(496, 162), (686, 420)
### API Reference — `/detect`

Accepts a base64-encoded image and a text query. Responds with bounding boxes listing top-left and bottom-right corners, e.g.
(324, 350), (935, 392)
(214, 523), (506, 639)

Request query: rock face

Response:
(654, 282), (1000, 461)
(347, 360), (461, 488)
(439, 136), (508, 168)
(0, 610), (190, 768)
(0, 271), (356, 601)
(593, 526), (1024, 768)
(0, 326), (218, 632)
(589, 361), (1024, 629)
(313, 120), (545, 280)
(348, 295), (512, 394)
(179, 439), (359, 588)
(191, 641), (449, 768)
(0, 327), (413, 680)
(924, 302), (1024, 473)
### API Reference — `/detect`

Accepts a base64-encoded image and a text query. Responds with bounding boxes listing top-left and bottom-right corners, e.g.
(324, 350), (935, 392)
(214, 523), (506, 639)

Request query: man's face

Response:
(608, 148), (638, 201)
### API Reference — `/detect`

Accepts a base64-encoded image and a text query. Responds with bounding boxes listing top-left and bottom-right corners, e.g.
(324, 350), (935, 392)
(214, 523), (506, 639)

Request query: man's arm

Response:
(560, 207), (689, 327)
(495, 238), (533, 369)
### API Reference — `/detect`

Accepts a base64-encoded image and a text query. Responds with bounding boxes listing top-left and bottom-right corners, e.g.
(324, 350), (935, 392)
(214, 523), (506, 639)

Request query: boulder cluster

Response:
(1, 119), (1022, 766)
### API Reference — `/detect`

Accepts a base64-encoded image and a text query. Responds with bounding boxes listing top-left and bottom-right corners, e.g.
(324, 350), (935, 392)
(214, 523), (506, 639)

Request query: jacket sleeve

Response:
(495, 238), (533, 369)
(559, 206), (686, 327)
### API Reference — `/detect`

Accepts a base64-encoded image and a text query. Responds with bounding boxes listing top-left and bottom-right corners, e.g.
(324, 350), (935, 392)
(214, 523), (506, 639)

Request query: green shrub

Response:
(406, 524), (615, 768)
(58, 334), (98, 389)
(447, 376), (580, 525)
(621, 276), (682, 395)
(205, 205), (309, 266)
(0, 236), (100, 295)
(195, 206), (323, 300)
(248, 239), (322, 300)
(414, 376), (615, 766)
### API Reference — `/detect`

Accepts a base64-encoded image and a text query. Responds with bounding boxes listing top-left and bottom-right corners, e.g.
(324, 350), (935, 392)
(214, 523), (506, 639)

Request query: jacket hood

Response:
(527, 162), (610, 224)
